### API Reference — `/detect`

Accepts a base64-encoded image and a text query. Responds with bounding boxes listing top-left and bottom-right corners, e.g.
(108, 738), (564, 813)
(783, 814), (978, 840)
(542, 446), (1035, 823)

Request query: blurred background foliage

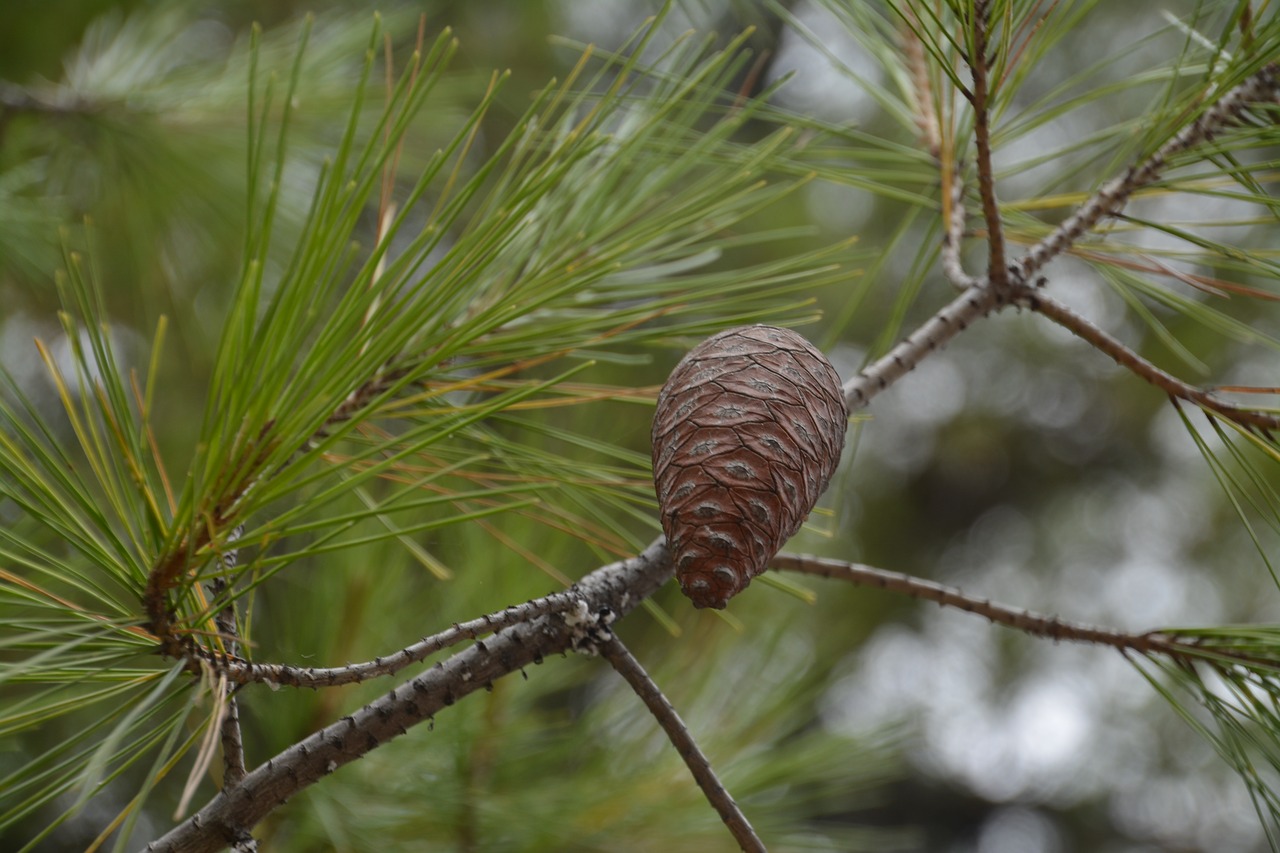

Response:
(2, 1), (1280, 852)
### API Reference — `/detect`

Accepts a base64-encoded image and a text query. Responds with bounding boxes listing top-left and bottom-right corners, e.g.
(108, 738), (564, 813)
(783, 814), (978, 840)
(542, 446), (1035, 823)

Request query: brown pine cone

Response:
(652, 325), (847, 609)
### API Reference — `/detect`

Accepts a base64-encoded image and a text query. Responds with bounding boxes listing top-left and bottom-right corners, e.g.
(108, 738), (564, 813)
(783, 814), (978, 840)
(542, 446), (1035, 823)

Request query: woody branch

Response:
(938, 57), (1280, 432)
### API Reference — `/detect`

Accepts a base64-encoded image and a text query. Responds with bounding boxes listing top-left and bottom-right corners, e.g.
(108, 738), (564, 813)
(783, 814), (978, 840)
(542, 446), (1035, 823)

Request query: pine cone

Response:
(652, 325), (847, 609)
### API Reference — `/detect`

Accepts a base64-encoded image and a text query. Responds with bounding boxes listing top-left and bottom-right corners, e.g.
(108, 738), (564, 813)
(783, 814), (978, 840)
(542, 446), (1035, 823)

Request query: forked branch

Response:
(96, 14), (1280, 853)
(931, 60), (1280, 436)
(1014, 61), (1280, 282)
(148, 540), (675, 853)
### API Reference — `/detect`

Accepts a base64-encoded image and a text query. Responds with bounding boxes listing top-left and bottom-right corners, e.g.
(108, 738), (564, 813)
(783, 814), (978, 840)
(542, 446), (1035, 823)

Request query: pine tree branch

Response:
(771, 551), (1175, 654)
(1013, 61), (1280, 283)
(195, 592), (583, 688)
(145, 469), (270, 660)
(967, 0), (1010, 294)
(218, 691), (247, 788)
(843, 284), (1002, 411)
(146, 539), (674, 853)
(598, 635), (764, 853)
(772, 553), (1280, 680)
(1017, 290), (1280, 431)
(210, 525), (247, 786)
(942, 170), (978, 290)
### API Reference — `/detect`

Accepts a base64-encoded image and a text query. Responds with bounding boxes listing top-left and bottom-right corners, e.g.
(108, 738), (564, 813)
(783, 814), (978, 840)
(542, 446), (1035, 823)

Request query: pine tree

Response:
(2, 3), (1280, 851)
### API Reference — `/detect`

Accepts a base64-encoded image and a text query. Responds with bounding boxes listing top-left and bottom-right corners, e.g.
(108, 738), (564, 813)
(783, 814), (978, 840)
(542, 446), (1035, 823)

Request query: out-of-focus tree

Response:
(2, 3), (1280, 852)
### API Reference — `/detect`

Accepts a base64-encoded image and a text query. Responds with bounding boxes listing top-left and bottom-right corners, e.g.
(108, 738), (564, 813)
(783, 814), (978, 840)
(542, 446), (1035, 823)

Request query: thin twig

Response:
(197, 592), (584, 688)
(771, 552), (1176, 654)
(1014, 61), (1280, 282)
(942, 169), (977, 289)
(1019, 290), (1280, 431)
(598, 634), (765, 853)
(771, 552), (1280, 676)
(209, 524), (246, 786)
(218, 690), (247, 786)
(901, 8), (941, 159)
(843, 284), (1001, 411)
(968, 0), (1010, 293)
